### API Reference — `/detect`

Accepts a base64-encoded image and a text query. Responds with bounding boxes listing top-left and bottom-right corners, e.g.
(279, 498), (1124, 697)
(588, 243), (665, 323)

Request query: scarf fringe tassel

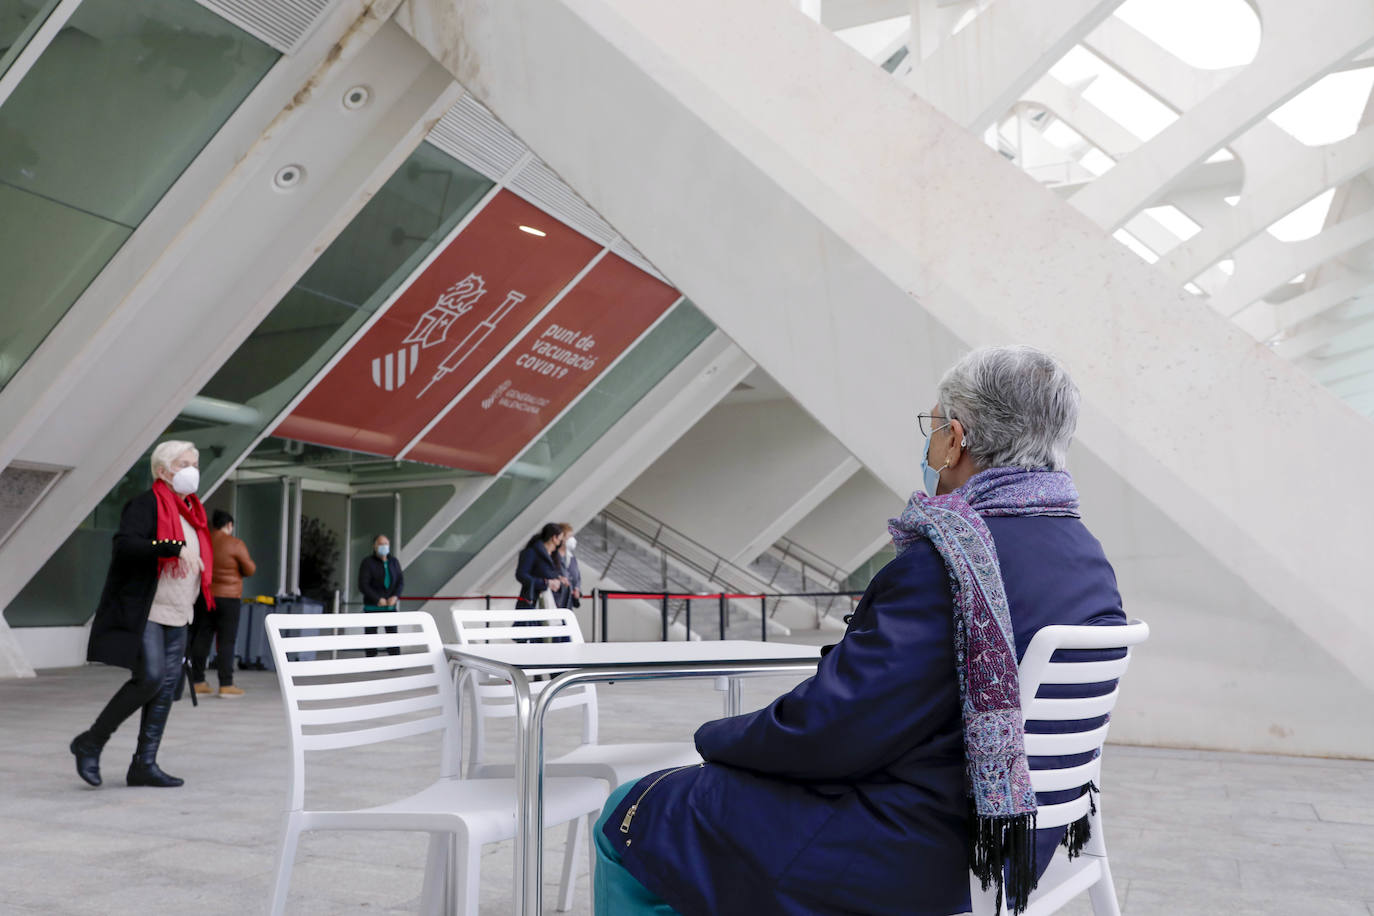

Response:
(969, 810), (1038, 916)
(1061, 781), (1098, 861)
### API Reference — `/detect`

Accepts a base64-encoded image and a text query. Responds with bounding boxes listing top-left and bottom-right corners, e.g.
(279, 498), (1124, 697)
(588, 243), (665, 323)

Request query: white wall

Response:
(1071, 442), (1374, 757)
(621, 399), (858, 564)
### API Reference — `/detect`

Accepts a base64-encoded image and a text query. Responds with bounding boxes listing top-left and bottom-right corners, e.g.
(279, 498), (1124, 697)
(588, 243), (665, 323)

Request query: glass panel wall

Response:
(0, 0), (279, 391)
(400, 485), (456, 547)
(404, 302), (716, 595)
(0, 0), (61, 79)
(234, 479), (284, 600)
(4, 143), (489, 627)
(166, 142), (494, 488)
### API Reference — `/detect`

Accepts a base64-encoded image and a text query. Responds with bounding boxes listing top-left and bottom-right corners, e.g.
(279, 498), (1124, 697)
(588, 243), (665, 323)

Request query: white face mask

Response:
(565, 536), (577, 553)
(170, 466), (200, 496)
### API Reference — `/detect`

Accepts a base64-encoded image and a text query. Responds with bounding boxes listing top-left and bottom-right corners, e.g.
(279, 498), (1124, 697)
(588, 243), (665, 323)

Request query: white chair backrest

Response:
(266, 612), (460, 811)
(450, 607), (597, 772)
(1014, 619), (1150, 830)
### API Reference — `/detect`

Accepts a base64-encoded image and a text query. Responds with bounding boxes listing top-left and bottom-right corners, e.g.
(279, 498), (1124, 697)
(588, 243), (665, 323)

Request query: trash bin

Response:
(234, 595), (324, 671)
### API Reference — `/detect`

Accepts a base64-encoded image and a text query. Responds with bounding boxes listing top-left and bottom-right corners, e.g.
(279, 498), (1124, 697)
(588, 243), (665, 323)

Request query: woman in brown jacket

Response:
(190, 510), (256, 697)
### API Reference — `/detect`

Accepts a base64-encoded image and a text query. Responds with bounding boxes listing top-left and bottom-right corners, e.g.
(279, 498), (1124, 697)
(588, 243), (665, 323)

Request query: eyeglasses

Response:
(916, 413), (950, 437)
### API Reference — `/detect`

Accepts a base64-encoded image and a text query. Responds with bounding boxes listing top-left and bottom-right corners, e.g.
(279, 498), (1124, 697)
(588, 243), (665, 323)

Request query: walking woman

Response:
(70, 440), (214, 789)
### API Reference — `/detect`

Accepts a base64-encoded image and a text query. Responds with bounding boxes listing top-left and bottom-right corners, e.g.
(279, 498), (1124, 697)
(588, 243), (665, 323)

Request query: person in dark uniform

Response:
(359, 534), (403, 657)
(70, 440), (214, 789)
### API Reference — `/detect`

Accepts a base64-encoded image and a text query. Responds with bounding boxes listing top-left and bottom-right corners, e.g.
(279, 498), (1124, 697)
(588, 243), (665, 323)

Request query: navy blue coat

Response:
(604, 515), (1126, 916)
(515, 539), (562, 606)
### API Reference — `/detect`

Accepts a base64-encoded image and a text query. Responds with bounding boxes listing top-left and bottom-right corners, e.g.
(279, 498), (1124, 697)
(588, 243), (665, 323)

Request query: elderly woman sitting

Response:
(593, 346), (1125, 916)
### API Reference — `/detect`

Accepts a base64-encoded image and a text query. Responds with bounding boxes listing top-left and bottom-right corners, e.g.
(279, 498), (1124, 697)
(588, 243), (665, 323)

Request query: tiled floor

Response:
(2, 660), (1371, 915)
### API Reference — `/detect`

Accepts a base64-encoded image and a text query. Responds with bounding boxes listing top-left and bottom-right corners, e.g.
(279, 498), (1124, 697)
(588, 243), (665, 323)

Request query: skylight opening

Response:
(1112, 229), (1159, 263)
(1080, 148), (1116, 177)
(1144, 205), (1202, 241)
(1269, 68), (1374, 146)
(1216, 258), (1235, 276)
(1289, 273), (1308, 284)
(1266, 189), (1335, 242)
(1042, 120), (1085, 150)
(1224, 195), (1240, 206)
(1049, 46), (1179, 141)
(1184, 282), (1205, 295)
(1205, 147), (1235, 163)
(1112, 0), (1261, 70)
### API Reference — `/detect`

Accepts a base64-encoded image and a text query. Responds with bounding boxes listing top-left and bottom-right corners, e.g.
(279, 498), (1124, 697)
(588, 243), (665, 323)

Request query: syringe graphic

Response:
(417, 289), (527, 398)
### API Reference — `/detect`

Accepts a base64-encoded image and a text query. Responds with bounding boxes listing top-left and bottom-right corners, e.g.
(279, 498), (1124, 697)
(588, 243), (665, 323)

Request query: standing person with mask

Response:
(515, 523), (566, 610)
(554, 522), (582, 610)
(359, 535), (403, 657)
(190, 510), (255, 698)
(70, 440), (214, 789)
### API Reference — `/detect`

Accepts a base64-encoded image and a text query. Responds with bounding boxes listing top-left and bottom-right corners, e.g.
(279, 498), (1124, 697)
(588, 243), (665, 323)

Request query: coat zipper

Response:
(619, 762), (705, 841)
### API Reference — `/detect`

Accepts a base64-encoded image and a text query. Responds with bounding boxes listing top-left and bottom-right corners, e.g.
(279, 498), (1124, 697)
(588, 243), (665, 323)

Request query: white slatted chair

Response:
(265, 612), (607, 916)
(451, 607), (702, 788)
(970, 619), (1150, 916)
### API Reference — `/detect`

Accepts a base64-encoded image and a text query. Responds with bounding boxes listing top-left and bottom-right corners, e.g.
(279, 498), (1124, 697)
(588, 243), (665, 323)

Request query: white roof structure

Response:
(828, 0), (1374, 416)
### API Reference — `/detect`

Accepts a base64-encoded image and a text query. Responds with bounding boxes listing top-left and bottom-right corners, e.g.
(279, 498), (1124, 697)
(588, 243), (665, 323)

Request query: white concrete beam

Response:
(1070, 0), (1374, 230)
(618, 399), (860, 566)
(820, 0), (908, 31)
(904, 0), (1123, 134)
(783, 469), (904, 578)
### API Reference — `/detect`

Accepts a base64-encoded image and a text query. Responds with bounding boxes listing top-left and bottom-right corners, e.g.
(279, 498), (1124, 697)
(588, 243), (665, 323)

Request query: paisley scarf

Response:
(888, 466), (1080, 913)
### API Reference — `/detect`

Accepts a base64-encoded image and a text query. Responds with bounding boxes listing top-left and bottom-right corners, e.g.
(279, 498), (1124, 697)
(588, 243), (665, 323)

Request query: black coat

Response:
(87, 489), (207, 672)
(358, 554), (404, 607)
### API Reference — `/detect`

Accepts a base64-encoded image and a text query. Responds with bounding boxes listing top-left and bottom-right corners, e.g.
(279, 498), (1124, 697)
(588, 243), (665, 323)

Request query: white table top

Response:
(444, 639), (822, 670)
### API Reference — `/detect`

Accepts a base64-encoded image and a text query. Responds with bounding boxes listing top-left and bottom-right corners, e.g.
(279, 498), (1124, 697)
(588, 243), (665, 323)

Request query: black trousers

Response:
(88, 620), (186, 762)
(190, 597), (241, 686)
(364, 607), (400, 657)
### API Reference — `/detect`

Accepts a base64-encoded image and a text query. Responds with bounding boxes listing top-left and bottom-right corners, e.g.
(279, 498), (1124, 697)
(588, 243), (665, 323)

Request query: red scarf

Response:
(152, 480), (215, 610)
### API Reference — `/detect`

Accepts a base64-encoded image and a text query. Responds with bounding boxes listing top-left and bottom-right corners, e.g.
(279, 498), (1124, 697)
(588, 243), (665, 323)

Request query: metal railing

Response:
(595, 589), (864, 643)
(759, 535), (847, 592)
(599, 499), (767, 597)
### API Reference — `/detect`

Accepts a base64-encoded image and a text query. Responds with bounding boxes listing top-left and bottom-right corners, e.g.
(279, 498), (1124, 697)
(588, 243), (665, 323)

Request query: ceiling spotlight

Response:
(518, 225), (547, 237)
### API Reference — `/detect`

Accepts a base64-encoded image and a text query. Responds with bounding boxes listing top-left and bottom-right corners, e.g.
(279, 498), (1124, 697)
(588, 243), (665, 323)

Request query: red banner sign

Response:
(275, 191), (601, 456)
(409, 255), (680, 473)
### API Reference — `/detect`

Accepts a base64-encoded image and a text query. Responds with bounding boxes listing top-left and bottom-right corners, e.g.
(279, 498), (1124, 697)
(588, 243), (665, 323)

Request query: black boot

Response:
(127, 687), (183, 788)
(69, 731), (104, 787)
(127, 759), (184, 788)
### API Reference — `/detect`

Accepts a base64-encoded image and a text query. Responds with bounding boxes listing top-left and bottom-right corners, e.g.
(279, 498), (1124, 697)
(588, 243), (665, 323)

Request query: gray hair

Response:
(149, 440), (198, 478)
(936, 346), (1080, 471)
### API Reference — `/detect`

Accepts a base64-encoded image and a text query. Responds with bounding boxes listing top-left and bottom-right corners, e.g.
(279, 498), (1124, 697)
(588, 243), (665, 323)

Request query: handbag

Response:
(537, 588), (557, 610)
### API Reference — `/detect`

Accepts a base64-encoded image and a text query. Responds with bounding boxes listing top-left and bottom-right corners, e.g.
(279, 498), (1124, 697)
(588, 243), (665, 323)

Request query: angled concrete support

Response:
(783, 469), (904, 578)
(619, 399), (860, 565)
(905, 0), (1122, 134)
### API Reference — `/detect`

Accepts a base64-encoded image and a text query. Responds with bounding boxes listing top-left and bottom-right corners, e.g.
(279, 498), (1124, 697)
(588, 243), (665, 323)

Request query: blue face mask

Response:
(376, 544), (390, 558)
(921, 424), (954, 497)
(920, 436), (942, 497)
